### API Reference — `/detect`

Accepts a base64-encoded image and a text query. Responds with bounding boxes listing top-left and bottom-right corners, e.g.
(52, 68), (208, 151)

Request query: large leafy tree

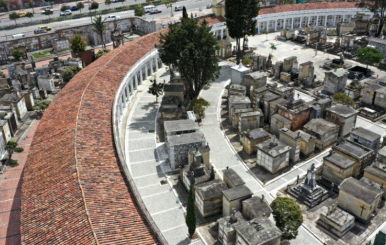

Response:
(225, 0), (259, 64)
(158, 17), (220, 98)
(134, 5), (145, 16)
(357, 0), (386, 37)
(357, 46), (384, 68)
(92, 16), (106, 49)
(9, 12), (19, 25)
(77, 2), (84, 13)
(70, 34), (87, 54)
(147, 79), (164, 103)
(188, 98), (210, 120)
(270, 197), (303, 241)
(186, 184), (196, 237)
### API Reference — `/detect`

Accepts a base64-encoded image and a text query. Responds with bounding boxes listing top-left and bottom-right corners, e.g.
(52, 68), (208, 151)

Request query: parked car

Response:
(174, 6), (183, 11)
(34, 29), (47, 34)
(150, 8), (161, 14)
(104, 15), (120, 21)
(41, 8), (52, 14)
(18, 11), (30, 17)
(70, 6), (78, 11)
(38, 25), (52, 31)
(60, 9), (72, 16)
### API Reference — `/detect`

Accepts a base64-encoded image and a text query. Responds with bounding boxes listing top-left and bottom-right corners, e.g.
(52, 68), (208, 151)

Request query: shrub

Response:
(134, 4), (145, 16)
(242, 56), (253, 66)
(11, 50), (25, 60)
(63, 66), (81, 82)
(33, 100), (51, 110)
(90, 1), (99, 10)
(60, 4), (67, 11)
(14, 147), (24, 153)
(333, 92), (355, 107)
(70, 34), (87, 54)
(9, 159), (18, 166)
(96, 49), (110, 59)
(7, 141), (18, 149)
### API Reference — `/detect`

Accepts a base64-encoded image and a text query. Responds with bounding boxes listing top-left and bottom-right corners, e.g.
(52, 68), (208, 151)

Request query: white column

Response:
(274, 20), (277, 31)
(130, 79), (134, 92)
(299, 17), (302, 28)
(135, 74), (139, 87)
(155, 57), (159, 70)
(291, 18), (294, 29)
(342, 15), (345, 23)
(316, 16), (319, 26)
(307, 16), (311, 26)
(140, 69), (143, 82)
(150, 59), (153, 74)
(283, 19), (286, 30)
(122, 95), (126, 108)
(144, 65), (148, 79)
(324, 15), (328, 27)
(125, 85), (130, 101)
(333, 15), (337, 26)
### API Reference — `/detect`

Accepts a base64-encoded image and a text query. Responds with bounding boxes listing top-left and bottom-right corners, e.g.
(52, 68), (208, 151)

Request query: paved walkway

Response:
(0, 120), (39, 245)
(124, 73), (204, 245)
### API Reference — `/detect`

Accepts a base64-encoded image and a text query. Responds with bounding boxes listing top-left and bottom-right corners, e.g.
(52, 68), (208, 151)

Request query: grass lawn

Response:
(32, 50), (51, 58)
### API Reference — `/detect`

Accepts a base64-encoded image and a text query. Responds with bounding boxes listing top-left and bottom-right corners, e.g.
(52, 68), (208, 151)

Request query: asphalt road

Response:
(0, 0), (211, 41)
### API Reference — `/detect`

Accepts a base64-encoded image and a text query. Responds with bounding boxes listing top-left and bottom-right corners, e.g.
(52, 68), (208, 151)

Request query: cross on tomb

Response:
(360, 205), (366, 217)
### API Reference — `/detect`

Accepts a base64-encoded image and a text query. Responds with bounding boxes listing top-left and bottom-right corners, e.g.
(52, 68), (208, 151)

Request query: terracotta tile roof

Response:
(259, 2), (358, 15)
(21, 31), (163, 245)
(20, 15), (221, 244)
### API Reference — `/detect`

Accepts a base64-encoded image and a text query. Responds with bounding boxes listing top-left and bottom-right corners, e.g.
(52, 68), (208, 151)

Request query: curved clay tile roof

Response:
(20, 15), (225, 245)
(20, 32), (162, 245)
(260, 2), (358, 15)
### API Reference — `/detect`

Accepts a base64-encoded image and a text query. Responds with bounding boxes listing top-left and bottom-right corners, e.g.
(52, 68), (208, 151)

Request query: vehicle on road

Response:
(112, 0), (119, 3)
(34, 29), (47, 34)
(104, 15), (120, 21)
(60, 9), (72, 16)
(38, 25), (52, 31)
(143, 5), (155, 13)
(18, 11), (30, 17)
(12, 34), (25, 39)
(174, 6), (183, 11)
(41, 8), (52, 14)
(70, 6), (78, 11)
(150, 8), (161, 14)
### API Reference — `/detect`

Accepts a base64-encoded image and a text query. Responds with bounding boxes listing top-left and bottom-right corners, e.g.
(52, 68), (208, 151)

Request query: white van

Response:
(144, 5), (155, 13)
(12, 34), (25, 39)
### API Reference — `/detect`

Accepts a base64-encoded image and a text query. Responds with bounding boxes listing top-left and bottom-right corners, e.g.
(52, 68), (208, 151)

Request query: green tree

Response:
(188, 98), (210, 120)
(182, 6), (188, 19)
(134, 5), (145, 16)
(92, 16), (106, 49)
(186, 184), (196, 237)
(357, 0), (386, 37)
(333, 93), (356, 107)
(62, 66), (81, 83)
(25, 12), (33, 21)
(61, 4), (67, 11)
(70, 34), (87, 54)
(105, 0), (111, 6)
(77, 2), (84, 13)
(163, 0), (176, 17)
(89, 1), (99, 10)
(96, 48), (110, 59)
(158, 18), (220, 98)
(9, 12), (19, 25)
(11, 50), (24, 60)
(147, 79), (164, 103)
(374, 231), (386, 245)
(270, 197), (303, 241)
(270, 42), (277, 54)
(357, 46), (384, 68)
(44, 9), (53, 19)
(225, 0), (259, 64)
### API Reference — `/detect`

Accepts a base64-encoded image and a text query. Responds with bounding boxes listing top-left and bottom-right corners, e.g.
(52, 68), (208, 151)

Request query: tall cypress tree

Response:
(374, 231), (386, 245)
(225, 0), (259, 64)
(182, 6), (188, 19)
(186, 184), (196, 237)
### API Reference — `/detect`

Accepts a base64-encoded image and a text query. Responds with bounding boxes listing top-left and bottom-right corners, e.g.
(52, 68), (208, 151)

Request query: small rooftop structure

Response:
(164, 83), (184, 93)
(339, 177), (382, 205)
(303, 118), (337, 136)
(257, 137), (291, 158)
(351, 127), (381, 142)
(327, 104), (357, 118)
(244, 128), (270, 140)
(223, 168), (245, 188)
(164, 119), (199, 135)
(234, 216), (282, 245)
(167, 131), (205, 147)
(195, 179), (228, 200)
(325, 152), (355, 170)
(242, 196), (272, 220)
(223, 185), (253, 202)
